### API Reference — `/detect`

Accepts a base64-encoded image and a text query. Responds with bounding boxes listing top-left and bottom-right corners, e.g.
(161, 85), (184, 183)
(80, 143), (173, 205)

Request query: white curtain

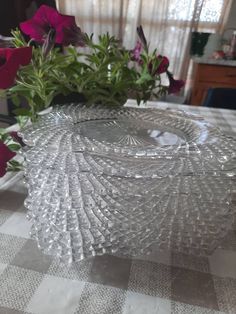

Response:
(56, 0), (232, 80)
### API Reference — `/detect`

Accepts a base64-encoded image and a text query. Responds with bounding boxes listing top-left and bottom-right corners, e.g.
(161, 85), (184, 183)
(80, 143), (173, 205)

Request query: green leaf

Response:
(13, 108), (31, 116)
(8, 143), (21, 151)
(16, 116), (29, 128)
(136, 72), (153, 85)
(0, 128), (6, 135)
(11, 95), (21, 106)
(7, 158), (23, 172)
(8, 159), (22, 167)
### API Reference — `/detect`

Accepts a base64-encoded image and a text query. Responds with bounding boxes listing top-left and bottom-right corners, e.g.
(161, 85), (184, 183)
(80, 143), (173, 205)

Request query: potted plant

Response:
(0, 4), (184, 177)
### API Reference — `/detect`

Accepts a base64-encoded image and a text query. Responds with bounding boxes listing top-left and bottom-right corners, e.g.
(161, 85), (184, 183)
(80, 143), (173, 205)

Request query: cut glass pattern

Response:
(19, 104), (236, 262)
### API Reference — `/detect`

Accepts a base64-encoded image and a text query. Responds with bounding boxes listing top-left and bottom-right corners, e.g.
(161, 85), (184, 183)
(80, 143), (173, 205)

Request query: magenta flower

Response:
(167, 72), (185, 94)
(149, 55), (169, 76)
(20, 5), (84, 46)
(131, 41), (142, 62)
(0, 47), (32, 89)
(0, 141), (16, 177)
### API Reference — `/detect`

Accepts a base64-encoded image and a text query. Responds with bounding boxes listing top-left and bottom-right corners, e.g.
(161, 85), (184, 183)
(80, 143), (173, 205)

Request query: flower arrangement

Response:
(0, 5), (184, 177)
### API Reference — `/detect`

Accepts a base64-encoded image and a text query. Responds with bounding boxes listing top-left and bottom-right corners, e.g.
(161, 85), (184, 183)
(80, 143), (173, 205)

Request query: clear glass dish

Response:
(20, 104), (236, 262)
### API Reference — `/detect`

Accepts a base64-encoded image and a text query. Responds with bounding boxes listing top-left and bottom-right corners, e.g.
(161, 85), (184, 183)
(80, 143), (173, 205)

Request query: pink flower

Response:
(167, 72), (185, 94)
(0, 140), (16, 177)
(0, 47), (32, 89)
(149, 55), (169, 76)
(131, 41), (142, 62)
(20, 5), (84, 46)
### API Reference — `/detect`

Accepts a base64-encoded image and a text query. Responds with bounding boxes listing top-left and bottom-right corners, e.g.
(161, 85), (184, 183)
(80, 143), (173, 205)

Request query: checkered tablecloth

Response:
(0, 101), (236, 314)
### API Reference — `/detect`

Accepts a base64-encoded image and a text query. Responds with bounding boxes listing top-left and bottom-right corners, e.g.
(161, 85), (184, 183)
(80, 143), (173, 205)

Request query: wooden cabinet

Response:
(190, 63), (236, 106)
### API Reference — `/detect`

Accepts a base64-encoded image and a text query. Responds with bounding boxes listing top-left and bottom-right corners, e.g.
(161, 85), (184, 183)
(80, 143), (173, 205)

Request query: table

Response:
(0, 100), (236, 314)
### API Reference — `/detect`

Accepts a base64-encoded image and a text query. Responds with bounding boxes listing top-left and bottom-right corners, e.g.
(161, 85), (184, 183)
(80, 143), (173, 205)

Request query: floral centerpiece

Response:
(0, 5), (184, 178)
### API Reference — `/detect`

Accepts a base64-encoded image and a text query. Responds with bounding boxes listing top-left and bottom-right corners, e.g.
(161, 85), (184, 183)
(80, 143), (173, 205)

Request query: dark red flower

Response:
(20, 5), (82, 46)
(167, 72), (185, 94)
(0, 47), (32, 89)
(149, 55), (169, 76)
(130, 41), (142, 62)
(0, 140), (16, 177)
(156, 55), (169, 74)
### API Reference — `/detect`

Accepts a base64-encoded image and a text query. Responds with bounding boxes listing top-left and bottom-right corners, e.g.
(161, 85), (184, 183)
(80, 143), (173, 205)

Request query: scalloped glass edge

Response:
(19, 104), (236, 263)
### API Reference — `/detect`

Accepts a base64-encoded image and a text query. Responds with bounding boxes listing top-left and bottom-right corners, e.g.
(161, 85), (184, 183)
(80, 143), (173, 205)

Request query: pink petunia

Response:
(20, 5), (84, 46)
(0, 47), (32, 89)
(131, 41), (143, 62)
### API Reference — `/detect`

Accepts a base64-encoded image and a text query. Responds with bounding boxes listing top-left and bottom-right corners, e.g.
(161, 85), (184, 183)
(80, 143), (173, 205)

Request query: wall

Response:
(226, 0), (236, 29)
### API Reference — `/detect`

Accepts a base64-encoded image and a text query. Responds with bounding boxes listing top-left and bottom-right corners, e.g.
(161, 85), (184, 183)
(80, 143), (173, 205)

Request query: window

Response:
(168, 0), (224, 23)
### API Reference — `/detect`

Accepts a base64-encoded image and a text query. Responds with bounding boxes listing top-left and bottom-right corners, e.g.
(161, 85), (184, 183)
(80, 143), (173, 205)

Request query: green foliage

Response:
(0, 131), (21, 151)
(7, 159), (23, 172)
(7, 30), (168, 121)
(0, 130), (23, 172)
(8, 31), (76, 121)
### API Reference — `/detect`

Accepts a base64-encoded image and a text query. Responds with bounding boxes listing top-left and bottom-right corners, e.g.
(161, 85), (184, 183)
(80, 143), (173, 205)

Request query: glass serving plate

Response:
(20, 104), (236, 262)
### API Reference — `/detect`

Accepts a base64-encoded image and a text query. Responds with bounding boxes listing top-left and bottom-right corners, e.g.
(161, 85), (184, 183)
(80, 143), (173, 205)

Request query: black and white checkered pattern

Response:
(0, 101), (236, 314)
